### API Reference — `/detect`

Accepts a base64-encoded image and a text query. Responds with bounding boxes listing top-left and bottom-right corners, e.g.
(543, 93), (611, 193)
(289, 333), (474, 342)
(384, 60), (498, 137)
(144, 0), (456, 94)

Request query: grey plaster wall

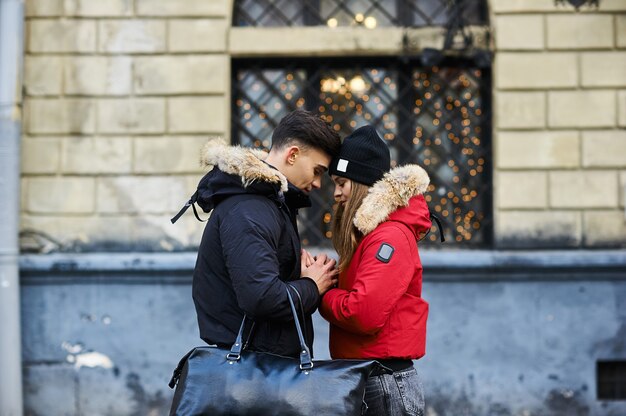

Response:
(19, 252), (626, 416)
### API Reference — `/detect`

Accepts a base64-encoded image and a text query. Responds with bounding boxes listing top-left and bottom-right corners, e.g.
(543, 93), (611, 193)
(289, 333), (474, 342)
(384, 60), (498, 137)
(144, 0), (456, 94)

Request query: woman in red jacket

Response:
(318, 125), (432, 416)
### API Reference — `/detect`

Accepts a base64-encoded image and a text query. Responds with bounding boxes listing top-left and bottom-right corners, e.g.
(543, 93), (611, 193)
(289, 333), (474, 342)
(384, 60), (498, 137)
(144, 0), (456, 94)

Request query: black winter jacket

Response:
(191, 145), (320, 357)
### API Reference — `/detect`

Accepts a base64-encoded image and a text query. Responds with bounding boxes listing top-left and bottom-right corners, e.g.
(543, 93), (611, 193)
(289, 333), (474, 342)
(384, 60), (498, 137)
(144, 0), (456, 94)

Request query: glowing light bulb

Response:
(364, 16), (377, 29)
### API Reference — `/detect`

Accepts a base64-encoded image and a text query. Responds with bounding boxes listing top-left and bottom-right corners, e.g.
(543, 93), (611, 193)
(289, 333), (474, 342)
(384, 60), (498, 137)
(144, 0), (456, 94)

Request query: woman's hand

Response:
(301, 249), (315, 269)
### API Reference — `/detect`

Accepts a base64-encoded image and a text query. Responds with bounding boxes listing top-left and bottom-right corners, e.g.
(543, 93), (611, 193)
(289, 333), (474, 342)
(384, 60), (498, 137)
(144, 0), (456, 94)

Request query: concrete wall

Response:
(20, 0), (626, 251)
(20, 251), (626, 416)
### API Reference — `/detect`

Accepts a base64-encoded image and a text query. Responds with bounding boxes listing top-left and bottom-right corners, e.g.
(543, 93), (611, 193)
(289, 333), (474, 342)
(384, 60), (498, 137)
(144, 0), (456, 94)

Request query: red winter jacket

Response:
(320, 165), (431, 360)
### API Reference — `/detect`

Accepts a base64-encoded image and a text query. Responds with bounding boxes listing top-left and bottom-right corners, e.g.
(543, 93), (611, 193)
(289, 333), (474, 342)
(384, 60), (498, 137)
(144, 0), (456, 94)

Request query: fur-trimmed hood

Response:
(354, 164), (431, 236)
(201, 142), (288, 192)
(194, 142), (310, 213)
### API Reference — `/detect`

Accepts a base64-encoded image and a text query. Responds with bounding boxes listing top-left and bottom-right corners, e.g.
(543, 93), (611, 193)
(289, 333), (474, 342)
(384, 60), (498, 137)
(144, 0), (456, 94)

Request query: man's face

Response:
(284, 147), (331, 193)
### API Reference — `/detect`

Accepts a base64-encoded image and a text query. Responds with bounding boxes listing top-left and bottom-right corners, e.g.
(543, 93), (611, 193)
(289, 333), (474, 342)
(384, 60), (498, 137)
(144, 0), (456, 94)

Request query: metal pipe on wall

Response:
(0, 0), (25, 415)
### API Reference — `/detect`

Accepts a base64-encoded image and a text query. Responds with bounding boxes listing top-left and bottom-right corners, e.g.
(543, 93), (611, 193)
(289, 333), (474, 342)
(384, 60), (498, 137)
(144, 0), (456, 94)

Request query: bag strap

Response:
(225, 286), (313, 372)
(285, 286), (314, 371)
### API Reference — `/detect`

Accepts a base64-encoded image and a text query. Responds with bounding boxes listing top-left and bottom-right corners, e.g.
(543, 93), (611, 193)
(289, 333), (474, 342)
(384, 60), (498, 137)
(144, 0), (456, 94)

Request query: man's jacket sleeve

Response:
(219, 198), (319, 321)
(320, 226), (416, 335)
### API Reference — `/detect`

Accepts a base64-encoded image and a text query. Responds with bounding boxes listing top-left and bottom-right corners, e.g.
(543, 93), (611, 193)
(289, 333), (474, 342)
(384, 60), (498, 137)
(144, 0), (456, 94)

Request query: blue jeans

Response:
(364, 367), (425, 416)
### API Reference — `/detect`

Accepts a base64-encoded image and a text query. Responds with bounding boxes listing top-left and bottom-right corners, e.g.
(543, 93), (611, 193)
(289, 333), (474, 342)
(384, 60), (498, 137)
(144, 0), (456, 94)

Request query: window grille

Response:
(232, 57), (492, 247)
(233, 0), (488, 28)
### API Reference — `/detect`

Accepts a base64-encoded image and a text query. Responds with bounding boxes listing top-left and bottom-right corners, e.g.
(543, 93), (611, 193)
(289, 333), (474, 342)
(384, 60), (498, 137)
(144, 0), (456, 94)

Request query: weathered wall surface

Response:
(20, 252), (626, 416)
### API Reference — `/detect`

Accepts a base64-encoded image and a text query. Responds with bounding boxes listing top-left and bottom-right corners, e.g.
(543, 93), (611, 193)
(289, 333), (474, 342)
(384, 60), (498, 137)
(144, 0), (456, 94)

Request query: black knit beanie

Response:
(329, 125), (391, 186)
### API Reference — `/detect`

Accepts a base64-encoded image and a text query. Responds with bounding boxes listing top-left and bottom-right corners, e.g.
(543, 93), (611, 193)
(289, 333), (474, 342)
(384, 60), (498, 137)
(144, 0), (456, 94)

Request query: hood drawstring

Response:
(418, 213), (446, 243)
(430, 214), (445, 242)
(171, 191), (207, 224)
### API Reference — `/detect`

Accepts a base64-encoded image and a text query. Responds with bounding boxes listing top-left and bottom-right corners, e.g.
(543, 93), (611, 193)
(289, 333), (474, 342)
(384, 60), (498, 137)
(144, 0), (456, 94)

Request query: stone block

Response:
(497, 131), (580, 169)
(28, 19), (96, 53)
(26, 177), (95, 213)
(547, 15), (614, 49)
(617, 90), (626, 127)
(493, 0), (626, 12)
(496, 92), (545, 129)
(168, 96), (226, 134)
(133, 56), (228, 95)
(26, 99), (95, 134)
(97, 176), (189, 214)
(497, 171), (548, 209)
(230, 27), (404, 56)
(492, 1), (564, 13)
(99, 20), (166, 53)
(169, 19), (228, 52)
(134, 214), (204, 249)
(24, 56), (63, 96)
(62, 136), (132, 174)
(494, 15), (544, 50)
(136, 0), (228, 16)
(97, 98), (165, 134)
(21, 137), (61, 174)
(550, 171), (619, 208)
(25, 0), (63, 17)
(620, 171), (626, 208)
(133, 136), (208, 174)
(584, 210), (626, 247)
(582, 130), (626, 167)
(65, 0), (133, 16)
(581, 52), (626, 87)
(618, 15), (626, 48)
(496, 211), (582, 248)
(496, 53), (577, 89)
(548, 91), (616, 128)
(64, 56), (132, 96)
(20, 215), (134, 250)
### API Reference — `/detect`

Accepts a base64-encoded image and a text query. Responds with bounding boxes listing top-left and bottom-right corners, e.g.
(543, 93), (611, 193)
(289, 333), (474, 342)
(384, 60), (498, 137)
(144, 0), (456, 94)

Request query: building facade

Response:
(11, 0), (626, 415)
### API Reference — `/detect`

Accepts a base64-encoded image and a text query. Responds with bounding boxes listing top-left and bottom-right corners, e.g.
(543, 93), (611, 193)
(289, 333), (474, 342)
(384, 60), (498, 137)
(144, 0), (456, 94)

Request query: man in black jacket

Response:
(190, 110), (341, 357)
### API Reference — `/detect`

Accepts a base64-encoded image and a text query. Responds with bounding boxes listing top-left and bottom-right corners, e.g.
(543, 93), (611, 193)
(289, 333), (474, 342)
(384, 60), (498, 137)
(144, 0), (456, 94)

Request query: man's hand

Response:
(301, 253), (338, 295)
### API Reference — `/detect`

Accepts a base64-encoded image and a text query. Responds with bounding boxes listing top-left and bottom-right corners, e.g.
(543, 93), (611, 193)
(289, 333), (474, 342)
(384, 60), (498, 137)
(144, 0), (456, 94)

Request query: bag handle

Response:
(226, 286), (313, 372)
(285, 286), (313, 371)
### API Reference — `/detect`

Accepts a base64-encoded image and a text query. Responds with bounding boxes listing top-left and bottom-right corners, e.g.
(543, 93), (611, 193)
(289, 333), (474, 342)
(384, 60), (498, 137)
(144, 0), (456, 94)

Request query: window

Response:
(232, 57), (492, 247)
(232, 0), (492, 247)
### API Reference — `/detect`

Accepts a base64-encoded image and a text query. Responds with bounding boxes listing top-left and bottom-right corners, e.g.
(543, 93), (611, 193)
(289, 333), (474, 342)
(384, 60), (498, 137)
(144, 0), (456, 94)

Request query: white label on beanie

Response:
(337, 159), (349, 172)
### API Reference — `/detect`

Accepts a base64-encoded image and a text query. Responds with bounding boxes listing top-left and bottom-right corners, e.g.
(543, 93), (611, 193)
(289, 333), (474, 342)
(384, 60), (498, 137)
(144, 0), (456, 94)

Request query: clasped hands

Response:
(300, 249), (339, 295)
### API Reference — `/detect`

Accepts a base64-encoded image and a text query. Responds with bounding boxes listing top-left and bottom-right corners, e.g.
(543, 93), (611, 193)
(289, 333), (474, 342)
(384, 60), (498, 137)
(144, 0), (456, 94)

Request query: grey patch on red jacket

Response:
(375, 243), (395, 263)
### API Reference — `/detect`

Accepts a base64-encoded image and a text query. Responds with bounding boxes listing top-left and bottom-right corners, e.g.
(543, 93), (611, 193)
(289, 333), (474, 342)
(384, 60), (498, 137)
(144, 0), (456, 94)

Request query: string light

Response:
(235, 65), (486, 245)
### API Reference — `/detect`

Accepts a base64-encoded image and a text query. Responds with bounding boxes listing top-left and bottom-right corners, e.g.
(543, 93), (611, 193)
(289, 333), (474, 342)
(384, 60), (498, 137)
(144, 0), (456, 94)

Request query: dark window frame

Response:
(231, 55), (493, 248)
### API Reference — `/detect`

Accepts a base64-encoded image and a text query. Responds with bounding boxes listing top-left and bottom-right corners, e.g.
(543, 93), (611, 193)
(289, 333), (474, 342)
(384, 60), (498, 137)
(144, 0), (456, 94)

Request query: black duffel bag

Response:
(168, 287), (389, 416)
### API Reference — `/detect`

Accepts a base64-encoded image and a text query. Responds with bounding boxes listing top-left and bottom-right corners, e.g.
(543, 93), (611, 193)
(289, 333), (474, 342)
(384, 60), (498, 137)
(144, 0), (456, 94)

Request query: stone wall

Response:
(20, 0), (626, 250)
(492, 0), (626, 247)
(21, 0), (232, 251)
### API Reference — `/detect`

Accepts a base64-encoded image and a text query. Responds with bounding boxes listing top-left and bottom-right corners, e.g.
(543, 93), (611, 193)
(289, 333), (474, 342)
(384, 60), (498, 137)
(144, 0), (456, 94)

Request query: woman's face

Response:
(332, 175), (352, 205)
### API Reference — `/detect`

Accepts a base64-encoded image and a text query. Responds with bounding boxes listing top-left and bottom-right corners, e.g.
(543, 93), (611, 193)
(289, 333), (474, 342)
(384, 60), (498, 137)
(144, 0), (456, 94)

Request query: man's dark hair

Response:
(271, 110), (340, 158)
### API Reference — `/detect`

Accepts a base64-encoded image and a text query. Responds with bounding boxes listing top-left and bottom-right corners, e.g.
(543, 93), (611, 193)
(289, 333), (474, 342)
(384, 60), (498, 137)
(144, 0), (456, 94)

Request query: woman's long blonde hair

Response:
(331, 181), (371, 272)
